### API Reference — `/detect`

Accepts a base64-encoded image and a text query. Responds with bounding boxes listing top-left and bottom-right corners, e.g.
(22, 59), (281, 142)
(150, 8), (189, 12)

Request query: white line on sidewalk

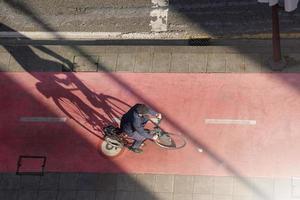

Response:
(0, 31), (198, 40)
(20, 117), (67, 123)
(205, 119), (256, 125)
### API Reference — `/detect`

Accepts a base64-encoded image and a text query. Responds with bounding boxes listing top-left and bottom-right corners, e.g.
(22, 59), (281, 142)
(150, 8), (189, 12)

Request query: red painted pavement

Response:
(1, 72), (300, 177)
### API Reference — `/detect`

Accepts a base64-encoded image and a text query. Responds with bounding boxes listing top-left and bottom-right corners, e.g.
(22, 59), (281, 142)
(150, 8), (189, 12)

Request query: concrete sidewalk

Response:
(0, 40), (300, 73)
(0, 172), (297, 200)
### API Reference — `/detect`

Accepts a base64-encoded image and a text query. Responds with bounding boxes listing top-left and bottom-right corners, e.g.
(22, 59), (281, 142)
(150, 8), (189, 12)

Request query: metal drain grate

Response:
(16, 155), (47, 176)
(188, 38), (211, 46)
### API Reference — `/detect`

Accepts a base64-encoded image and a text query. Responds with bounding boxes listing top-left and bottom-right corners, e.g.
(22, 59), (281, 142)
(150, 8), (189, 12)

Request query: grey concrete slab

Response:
(133, 191), (153, 200)
(134, 53), (153, 72)
(0, 173), (21, 189)
(98, 54), (117, 72)
(283, 65), (300, 72)
(252, 178), (274, 200)
(19, 190), (38, 200)
(30, 47), (64, 72)
(173, 175), (194, 194)
(37, 190), (58, 200)
(170, 53), (189, 72)
(116, 53), (135, 72)
(7, 46), (64, 72)
(73, 56), (98, 72)
(116, 174), (137, 191)
(135, 174), (155, 192)
(76, 173), (98, 190)
(95, 191), (115, 200)
(233, 177), (254, 197)
(274, 178), (292, 200)
(59, 173), (78, 190)
(105, 46), (137, 54)
(153, 192), (173, 200)
(115, 191), (135, 200)
(226, 54), (245, 73)
(193, 176), (214, 194)
(213, 176), (233, 195)
(188, 54), (207, 73)
(153, 47), (178, 53)
(244, 54), (262, 73)
(0, 190), (19, 200)
(97, 174), (117, 191)
(152, 53), (171, 72)
(39, 173), (60, 190)
(232, 195), (252, 200)
(213, 194), (233, 200)
(76, 46), (106, 55)
(192, 194), (212, 200)
(283, 54), (300, 72)
(232, 195), (253, 200)
(207, 54), (226, 73)
(0, 46), (9, 53)
(0, 53), (11, 72)
(287, 53), (300, 64)
(8, 56), (27, 72)
(174, 193), (193, 200)
(57, 190), (76, 200)
(260, 55), (274, 73)
(20, 176), (41, 190)
(292, 177), (300, 198)
(76, 191), (96, 200)
(153, 175), (174, 193)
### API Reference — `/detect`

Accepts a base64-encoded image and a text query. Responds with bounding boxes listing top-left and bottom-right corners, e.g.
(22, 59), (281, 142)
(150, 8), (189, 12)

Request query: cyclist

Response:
(120, 103), (162, 153)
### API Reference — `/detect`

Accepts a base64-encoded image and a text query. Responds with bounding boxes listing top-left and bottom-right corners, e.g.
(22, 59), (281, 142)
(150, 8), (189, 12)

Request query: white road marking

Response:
(20, 117), (67, 122)
(151, 0), (168, 7)
(205, 119), (256, 125)
(0, 31), (195, 40)
(150, 0), (169, 32)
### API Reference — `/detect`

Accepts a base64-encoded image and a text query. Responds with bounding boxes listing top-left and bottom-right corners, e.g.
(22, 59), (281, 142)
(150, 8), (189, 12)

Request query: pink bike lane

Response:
(1, 72), (300, 178)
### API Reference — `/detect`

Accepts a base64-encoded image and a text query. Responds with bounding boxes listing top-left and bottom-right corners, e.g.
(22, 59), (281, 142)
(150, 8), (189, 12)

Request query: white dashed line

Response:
(20, 117), (67, 123)
(205, 119), (256, 125)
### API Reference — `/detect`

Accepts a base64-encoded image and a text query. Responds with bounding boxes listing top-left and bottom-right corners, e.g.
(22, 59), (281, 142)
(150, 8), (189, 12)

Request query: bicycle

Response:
(100, 118), (186, 157)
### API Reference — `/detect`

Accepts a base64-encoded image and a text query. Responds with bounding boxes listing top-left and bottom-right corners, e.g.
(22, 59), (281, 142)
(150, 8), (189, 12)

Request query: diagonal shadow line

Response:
(3, 0), (274, 199)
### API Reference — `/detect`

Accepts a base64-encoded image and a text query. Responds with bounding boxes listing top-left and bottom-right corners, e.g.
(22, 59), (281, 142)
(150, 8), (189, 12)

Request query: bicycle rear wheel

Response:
(155, 132), (186, 149)
(100, 137), (124, 157)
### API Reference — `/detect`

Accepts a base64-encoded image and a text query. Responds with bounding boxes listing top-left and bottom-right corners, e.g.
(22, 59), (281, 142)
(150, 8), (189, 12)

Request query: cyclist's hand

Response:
(152, 134), (159, 140)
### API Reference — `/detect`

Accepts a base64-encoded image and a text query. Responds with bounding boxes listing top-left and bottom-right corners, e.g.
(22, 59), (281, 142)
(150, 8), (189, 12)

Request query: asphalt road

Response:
(0, 0), (300, 38)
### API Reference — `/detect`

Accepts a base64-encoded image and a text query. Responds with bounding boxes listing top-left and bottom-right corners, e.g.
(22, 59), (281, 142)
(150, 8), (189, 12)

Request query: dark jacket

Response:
(120, 104), (158, 139)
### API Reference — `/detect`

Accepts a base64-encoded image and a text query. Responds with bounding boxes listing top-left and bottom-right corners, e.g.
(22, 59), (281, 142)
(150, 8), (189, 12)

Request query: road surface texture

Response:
(0, 0), (300, 38)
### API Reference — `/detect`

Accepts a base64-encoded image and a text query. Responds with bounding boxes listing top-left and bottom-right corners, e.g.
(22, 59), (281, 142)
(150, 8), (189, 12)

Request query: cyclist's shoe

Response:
(129, 147), (143, 153)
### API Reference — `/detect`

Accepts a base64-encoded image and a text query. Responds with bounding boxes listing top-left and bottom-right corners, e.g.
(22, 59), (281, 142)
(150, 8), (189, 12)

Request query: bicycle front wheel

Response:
(155, 132), (186, 150)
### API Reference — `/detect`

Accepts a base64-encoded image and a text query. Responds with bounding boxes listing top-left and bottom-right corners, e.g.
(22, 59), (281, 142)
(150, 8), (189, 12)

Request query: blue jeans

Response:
(130, 131), (146, 149)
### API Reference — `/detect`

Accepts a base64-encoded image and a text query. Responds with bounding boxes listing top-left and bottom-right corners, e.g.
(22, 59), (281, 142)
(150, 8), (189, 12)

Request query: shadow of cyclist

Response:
(1, 23), (131, 138)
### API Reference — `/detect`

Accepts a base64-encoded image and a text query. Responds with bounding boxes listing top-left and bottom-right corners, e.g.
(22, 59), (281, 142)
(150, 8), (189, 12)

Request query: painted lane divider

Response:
(205, 119), (256, 125)
(20, 117), (67, 123)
